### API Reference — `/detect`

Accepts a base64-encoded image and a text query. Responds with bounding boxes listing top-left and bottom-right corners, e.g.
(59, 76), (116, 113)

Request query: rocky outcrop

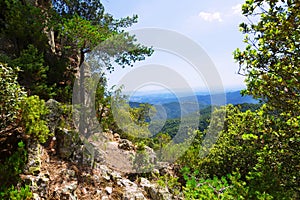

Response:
(22, 100), (175, 199)
(139, 178), (173, 200)
(45, 99), (62, 134)
(21, 139), (177, 200)
(118, 139), (135, 151)
(24, 139), (43, 175)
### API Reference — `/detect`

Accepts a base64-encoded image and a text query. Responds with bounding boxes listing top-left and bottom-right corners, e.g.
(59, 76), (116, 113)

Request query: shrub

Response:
(0, 141), (32, 199)
(20, 95), (51, 143)
(0, 63), (26, 129)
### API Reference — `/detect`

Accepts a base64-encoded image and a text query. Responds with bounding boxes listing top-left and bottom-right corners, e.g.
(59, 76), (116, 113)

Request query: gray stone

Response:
(101, 196), (110, 200)
(24, 140), (42, 175)
(56, 128), (80, 159)
(139, 177), (173, 200)
(22, 173), (50, 199)
(45, 99), (62, 133)
(110, 171), (122, 181)
(118, 139), (134, 151)
(98, 165), (112, 181)
(32, 193), (40, 200)
(105, 186), (113, 195)
(120, 178), (136, 188)
(139, 177), (151, 189)
(122, 186), (145, 200)
(144, 146), (157, 164)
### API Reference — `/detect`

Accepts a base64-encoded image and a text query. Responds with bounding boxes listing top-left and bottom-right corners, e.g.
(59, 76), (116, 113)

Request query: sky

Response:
(100, 0), (248, 93)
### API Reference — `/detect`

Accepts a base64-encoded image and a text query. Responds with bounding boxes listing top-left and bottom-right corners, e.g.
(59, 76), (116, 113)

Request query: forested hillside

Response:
(0, 0), (299, 199)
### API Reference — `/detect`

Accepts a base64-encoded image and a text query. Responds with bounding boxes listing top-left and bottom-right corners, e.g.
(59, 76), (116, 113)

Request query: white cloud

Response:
(198, 11), (223, 22)
(232, 4), (242, 15)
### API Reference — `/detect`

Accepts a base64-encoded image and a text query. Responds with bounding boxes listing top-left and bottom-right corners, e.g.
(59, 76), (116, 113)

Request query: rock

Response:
(120, 178), (145, 200)
(152, 168), (160, 176)
(24, 139), (42, 175)
(32, 193), (40, 200)
(123, 191), (145, 200)
(61, 169), (77, 181)
(21, 173), (50, 199)
(45, 99), (62, 133)
(62, 181), (78, 193)
(139, 177), (173, 200)
(96, 190), (102, 195)
(98, 165), (112, 181)
(105, 186), (113, 195)
(156, 162), (172, 176)
(118, 139), (134, 151)
(74, 141), (105, 166)
(139, 177), (152, 188)
(110, 171), (122, 181)
(144, 146), (157, 164)
(56, 128), (80, 159)
(120, 178), (135, 188)
(101, 196), (109, 200)
(53, 180), (78, 200)
(113, 133), (120, 141)
(148, 186), (173, 200)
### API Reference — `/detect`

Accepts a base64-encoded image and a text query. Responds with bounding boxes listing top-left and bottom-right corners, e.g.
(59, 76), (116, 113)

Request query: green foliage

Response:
(173, 0), (300, 198)
(178, 130), (205, 170)
(198, 104), (298, 198)
(109, 92), (152, 142)
(0, 63), (26, 129)
(181, 167), (247, 200)
(156, 173), (181, 196)
(11, 45), (54, 99)
(53, 0), (153, 70)
(233, 0), (300, 114)
(1, 0), (153, 102)
(151, 133), (171, 159)
(0, 0), (48, 54)
(6, 184), (33, 200)
(20, 96), (51, 143)
(231, 0), (300, 198)
(0, 141), (32, 200)
(133, 141), (154, 173)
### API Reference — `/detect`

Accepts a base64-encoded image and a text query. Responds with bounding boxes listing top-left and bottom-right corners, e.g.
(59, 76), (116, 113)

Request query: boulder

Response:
(56, 128), (80, 159)
(139, 177), (173, 200)
(118, 139), (134, 151)
(144, 146), (157, 164)
(120, 178), (145, 200)
(45, 99), (62, 133)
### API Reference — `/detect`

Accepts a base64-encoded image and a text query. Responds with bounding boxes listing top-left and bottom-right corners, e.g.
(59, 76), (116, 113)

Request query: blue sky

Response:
(101, 0), (248, 92)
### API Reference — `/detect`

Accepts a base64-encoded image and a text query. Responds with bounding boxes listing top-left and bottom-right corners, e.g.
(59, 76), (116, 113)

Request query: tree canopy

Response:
(0, 0), (152, 101)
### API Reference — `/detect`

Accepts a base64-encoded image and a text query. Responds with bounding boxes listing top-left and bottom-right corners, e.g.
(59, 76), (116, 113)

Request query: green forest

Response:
(0, 0), (299, 199)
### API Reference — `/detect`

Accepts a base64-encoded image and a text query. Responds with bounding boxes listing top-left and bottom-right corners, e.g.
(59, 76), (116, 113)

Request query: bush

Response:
(181, 167), (251, 200)
(0, 63), (26, 129)
(20, 95), (51, 143)
(0, 141), (32, 199)
(8, 185), (33, 200)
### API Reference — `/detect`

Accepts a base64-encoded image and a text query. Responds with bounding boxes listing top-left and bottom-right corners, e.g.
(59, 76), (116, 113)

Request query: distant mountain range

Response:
(129, 90), (259, 119)
(130, 90), (258, 105)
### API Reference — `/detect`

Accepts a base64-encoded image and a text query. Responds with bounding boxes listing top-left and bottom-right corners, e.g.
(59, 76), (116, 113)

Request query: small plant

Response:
(0, 63), (26, 129)
(156, 174), (181, 196)
(133, 142), (154, 174)
(0, 141), (33, 199)
(8, 185), (33, 200)
(20, 95), (51, 143)
(181, 167), (236, 200)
